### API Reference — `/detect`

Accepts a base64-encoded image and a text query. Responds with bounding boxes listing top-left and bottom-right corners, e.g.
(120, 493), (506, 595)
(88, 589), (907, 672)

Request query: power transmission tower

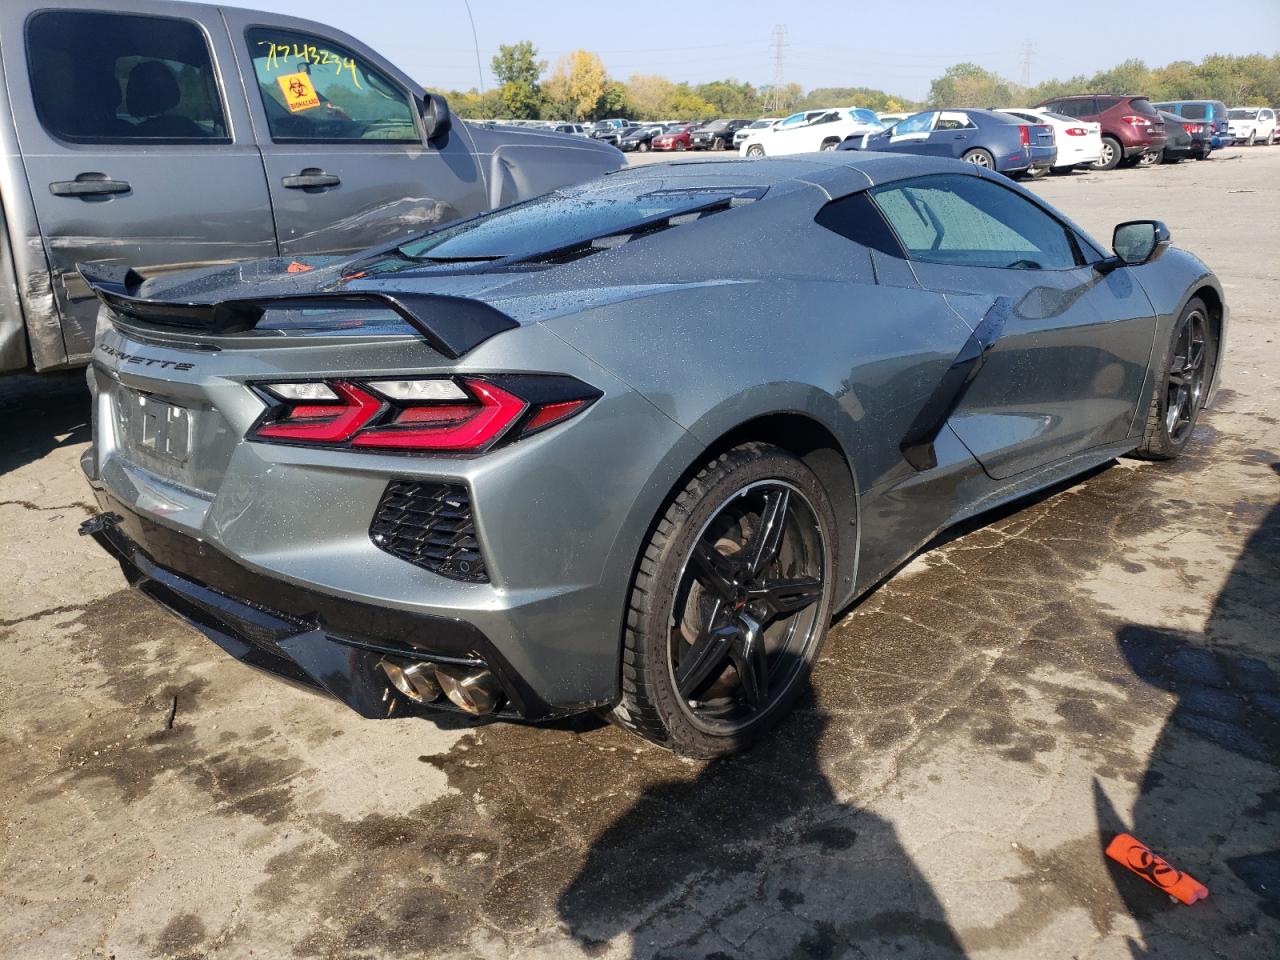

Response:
(1019, 40), (1034, 88)
(768, 25), (788, 113)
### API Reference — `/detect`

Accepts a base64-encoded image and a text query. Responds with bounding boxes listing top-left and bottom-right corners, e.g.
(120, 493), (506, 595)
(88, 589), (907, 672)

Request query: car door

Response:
(6, 3), (275, 367)
(878, 111), (937, 154)
(868, 173), (1156, 479)
(924, 111), (978, 158)
(222, 10), (487, 258)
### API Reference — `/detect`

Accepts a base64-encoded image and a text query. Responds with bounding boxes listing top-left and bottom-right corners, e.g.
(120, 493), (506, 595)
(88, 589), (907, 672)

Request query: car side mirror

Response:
(1099, 219), (1171, 272)
(420, 93), (452, 144)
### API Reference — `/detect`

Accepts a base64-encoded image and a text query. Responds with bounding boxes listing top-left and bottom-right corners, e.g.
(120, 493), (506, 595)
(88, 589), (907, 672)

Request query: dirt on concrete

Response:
(1, 149), (1277, 960)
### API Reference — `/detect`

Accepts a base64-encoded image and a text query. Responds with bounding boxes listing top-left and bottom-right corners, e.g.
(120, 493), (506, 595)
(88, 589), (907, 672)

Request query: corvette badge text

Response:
(99, 343), (194, 372)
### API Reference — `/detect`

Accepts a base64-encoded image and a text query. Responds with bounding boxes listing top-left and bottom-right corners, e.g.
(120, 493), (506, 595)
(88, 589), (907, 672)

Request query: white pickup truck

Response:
(0, 0), (622, 374)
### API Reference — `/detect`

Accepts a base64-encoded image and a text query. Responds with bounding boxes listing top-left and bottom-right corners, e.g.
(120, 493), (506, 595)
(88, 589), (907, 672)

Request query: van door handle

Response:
(50, 176), (131, 197)
(282, 169), (341, 189)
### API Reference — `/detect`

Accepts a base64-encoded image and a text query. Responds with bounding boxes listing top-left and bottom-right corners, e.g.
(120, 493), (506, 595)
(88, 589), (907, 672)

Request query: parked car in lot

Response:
(590, 124), (638, 147)
(842, 109), (1056, 178)
(79, 152), (1226, 756)
(1034, 95), (1166, 170)
(1151, 100), (1231, 148)
(618, 125), (666, 152)
(739, 107), (881, 157)
(652, 122), (699, 151)
(553, 123), (588, 136)
(1225, 106), (1276, 146)
(998, 108), (1101, 173)
(1144, 111), (1212, 164)
(732, 117), (780, 149)
(691, 118), (751, 150)
(0, 0), (622, 376)
(589, 118), (633, 140)
(876, 112), (912, 127)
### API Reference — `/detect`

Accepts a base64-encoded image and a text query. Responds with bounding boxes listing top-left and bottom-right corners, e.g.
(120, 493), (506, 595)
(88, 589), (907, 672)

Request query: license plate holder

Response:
(122, 391), (193, 468)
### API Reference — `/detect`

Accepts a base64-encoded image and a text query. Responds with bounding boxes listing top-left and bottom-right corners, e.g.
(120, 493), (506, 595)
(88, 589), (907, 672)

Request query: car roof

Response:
(596, 152), (982, 195)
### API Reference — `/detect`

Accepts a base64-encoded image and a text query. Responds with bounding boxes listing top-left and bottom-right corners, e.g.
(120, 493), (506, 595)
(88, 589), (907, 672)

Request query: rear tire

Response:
(610, 443), (838, 757)
(1093, 136), (1122, 170)
(961, 148), (994, 168)
(1132, 298), (1217, 461)
(675, 141), (686, 152)
(1139, 150), (1160, 166)
(820, 138), (840, 151)
(1023, 165), (1049, 179)
(746, 144), (765, 158)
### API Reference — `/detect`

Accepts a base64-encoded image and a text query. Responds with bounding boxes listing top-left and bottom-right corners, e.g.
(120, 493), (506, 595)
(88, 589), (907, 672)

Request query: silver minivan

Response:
(0, 0), (622, 374)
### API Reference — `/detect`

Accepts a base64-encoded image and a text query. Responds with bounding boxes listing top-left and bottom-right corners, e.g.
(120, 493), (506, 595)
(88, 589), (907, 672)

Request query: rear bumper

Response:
(79, 493), (563, 721)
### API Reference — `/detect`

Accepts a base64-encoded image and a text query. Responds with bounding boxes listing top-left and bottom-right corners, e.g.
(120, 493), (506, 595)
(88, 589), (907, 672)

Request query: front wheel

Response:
(1245, 131), (1256, 146)
(638, 141), (650, 153)
(1093, 136), (1122, 170)
(610, 443), (838, 757)
(1133, 298), (1217, 460)
(746, 144), (765, 158)
(961, 148), (994, 168)
(713, 137), (725, 150)
(675, 141), (686, 152)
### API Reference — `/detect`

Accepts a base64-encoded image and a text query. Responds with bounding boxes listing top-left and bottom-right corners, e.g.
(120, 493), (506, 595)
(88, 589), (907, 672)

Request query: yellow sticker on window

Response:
(277, 71), (321, 112)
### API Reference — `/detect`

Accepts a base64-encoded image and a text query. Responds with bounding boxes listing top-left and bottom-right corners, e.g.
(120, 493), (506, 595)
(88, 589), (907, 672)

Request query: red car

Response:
(651, 123), (698, 152)
(1034, 94), (1166, 170)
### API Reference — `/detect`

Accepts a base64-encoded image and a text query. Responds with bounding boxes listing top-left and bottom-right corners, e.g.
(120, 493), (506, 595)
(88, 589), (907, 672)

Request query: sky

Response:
(220, 0), (1280, 101)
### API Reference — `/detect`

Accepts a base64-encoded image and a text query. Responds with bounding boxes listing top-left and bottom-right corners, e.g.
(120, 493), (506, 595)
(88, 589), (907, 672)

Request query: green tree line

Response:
(446, 44), (1280, 122)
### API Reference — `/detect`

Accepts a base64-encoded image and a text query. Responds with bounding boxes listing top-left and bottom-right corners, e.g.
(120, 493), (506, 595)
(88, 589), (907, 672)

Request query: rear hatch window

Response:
(397, 186), (764, 264)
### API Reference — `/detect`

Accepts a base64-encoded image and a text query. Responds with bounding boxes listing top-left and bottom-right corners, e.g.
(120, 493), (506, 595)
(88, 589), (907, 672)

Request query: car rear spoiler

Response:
(77, 263), (518, 360)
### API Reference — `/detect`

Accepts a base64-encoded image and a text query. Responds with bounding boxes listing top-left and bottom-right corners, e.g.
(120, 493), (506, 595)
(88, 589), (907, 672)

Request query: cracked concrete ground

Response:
(1, 149), (1278, 960)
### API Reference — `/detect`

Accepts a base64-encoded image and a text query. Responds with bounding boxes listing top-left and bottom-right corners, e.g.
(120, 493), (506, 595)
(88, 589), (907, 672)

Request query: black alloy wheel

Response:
(1134, 297), (1217, 459)
(611, 443), (837, 756)
(1164, 306), (1210, 445)
(668, 480), (826, 733)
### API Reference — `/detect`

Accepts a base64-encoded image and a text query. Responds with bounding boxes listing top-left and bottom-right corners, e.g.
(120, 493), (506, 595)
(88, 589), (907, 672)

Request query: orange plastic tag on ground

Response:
(286, 261), (313, 273)
(277, 72), (320, 112)
(1105, 833), (1209, 904)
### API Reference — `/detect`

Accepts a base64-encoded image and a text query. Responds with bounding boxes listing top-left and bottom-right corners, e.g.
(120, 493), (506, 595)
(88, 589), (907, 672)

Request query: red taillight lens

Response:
(1121, 115), (1151, 127)
(1183, 123), (1203, 134)
(249, 377), (597, 452)
(1019, 125), (1031, 145)
(351, 380), (526, 451)
(1065, 127), (1088, 136)
(254, 381), (381, 442)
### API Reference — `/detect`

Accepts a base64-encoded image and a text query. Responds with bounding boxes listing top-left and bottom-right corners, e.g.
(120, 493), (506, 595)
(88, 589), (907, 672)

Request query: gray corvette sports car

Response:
(79, 152), (1224, 756)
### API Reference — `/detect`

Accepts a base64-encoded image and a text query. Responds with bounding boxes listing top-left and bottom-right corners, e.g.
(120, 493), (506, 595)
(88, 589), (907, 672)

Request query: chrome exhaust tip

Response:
(380, 658), (441, 704)
(434, 664), (504, 715)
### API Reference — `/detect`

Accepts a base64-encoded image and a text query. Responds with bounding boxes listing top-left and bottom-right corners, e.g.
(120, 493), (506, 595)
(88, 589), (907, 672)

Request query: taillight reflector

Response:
(1065, 127), (1088, 136)
(1121, 115), (1152, 126)
(1018, 125), (1031, 145)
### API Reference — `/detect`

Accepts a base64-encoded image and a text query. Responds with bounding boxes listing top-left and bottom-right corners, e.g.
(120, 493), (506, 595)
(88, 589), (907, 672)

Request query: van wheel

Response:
(609, 443), (838, 757)
(1093, 136), (1122, 170)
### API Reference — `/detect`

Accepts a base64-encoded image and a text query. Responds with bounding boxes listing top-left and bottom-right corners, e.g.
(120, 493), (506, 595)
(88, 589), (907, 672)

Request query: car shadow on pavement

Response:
(0, 373), (90, 475)
(1100, 461), (1280, 956)
(556, 680), (969, 959)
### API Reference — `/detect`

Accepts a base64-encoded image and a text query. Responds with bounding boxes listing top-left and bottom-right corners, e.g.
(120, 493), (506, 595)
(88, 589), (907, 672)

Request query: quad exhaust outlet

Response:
(379, 657), (504, 715)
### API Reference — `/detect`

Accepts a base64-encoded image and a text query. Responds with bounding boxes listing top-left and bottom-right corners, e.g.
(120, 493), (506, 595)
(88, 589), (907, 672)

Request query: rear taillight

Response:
(1018, 125), (1031, 146)
(1121, 115), (1152, 127)
(1065, 127), (1088, 136)
(1183, 123), (1203, 135)
(249, 376), (599, 452)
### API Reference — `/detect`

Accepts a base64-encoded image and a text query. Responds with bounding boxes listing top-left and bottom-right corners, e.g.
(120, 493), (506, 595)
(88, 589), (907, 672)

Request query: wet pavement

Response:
(1, 149), (1278, 960)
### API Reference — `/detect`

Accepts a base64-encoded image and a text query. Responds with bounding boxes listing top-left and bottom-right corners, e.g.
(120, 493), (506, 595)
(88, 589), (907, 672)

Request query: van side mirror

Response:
(420, 93), (452, 143)
(1098, 219), (1171, 272)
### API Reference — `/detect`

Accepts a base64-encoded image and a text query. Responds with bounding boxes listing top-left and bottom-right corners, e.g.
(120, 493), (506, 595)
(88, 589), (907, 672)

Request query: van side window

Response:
(27, 11), (228, 143)
(246, 28), (418, 143)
